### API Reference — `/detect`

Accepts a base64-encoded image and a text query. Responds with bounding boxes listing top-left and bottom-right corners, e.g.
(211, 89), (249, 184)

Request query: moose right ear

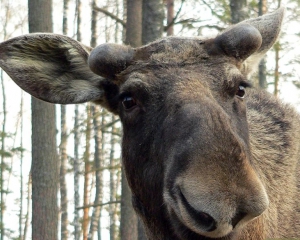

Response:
(0, 33), (112, 106)
(215, 7), (285, 76)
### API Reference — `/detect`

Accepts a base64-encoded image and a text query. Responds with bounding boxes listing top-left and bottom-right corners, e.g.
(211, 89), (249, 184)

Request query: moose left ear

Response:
(215, 7), (285, 76)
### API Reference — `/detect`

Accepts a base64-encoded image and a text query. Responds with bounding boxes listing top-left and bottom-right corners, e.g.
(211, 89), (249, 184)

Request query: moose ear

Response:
(0, 33), (106, 104)
(215, 7), (285, 76)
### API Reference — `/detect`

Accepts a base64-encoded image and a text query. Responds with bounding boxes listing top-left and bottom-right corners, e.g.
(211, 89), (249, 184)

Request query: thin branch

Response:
(201, 0), (224, 21)
(164, 0), (185, 32)
(76, 201), (121, 210)
(94, 6), (126, 27)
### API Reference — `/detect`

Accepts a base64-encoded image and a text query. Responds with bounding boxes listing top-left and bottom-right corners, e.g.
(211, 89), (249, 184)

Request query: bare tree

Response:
(60, 1), (70, 239)
(229, 0), (248, 24)
(73, 1), (82, 239)
(28, 0), (59, 239)
(142, 0), (164, 44)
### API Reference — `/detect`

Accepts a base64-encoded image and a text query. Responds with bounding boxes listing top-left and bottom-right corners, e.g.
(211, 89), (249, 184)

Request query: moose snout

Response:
(170, 170), (269, 238)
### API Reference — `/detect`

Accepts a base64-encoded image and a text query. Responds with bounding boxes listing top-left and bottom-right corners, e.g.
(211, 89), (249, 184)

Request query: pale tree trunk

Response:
(60, 104), (69, 240)
(19, 92), (24, 240)
(109, 115), (119, 240)
(83, 104), (92, 240)
(274, 41), (280, 96)
(121, 1), (142, 239)
(74, 0), (82, 239)
(23, 174), (31, 240)
(229, 0), (248, 24)
(0, 3), (10, 238)
(258, 0), (267, 89)
(28, 1), (59, 240)
(60, 1), (70, 239)
(73, 104), (81, 240)
(0, 69), (6, 240)
(142, 0), (164, 44)
(88, 105), (103, 240)
(273, 0), (281, 96)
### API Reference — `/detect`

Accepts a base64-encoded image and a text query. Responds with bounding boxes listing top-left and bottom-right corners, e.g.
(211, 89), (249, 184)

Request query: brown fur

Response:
(1, 7), (299, 240)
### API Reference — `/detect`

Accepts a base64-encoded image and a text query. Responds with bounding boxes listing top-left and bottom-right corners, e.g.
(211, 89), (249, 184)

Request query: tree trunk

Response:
(73, 105), (81, 240)
(125, 0), (142, 46)
(83, 104), (92, 240)
(28, 1), (59, 239)
(258, 0), (267, 89)
(142, 0), (164, 44)
(229, 0), (248, 24)
(274, 41), (280, 96)
(19, 92), (24, 240)
(166, 0), (174, 36)
(74, 1), (82, 239)
(88, 105), (103, 240)
(60, 105), (69, 240)
(60, 1), (70, 239)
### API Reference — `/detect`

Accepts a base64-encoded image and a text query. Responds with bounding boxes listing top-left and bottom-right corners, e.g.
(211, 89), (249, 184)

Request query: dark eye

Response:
(122, 96), (137, 110)
(236, 85), (245, 98)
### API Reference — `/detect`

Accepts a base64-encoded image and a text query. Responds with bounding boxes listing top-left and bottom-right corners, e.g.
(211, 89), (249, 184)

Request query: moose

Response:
(0, 7), (299, 240)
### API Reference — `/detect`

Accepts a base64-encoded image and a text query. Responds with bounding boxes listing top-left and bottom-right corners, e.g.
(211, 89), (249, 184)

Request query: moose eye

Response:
(122, 96), (137, 110)
(236, 85), (245, 98)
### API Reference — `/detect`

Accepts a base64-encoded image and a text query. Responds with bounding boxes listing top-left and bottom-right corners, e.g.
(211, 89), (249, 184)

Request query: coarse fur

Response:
(1, 7), (299, 240)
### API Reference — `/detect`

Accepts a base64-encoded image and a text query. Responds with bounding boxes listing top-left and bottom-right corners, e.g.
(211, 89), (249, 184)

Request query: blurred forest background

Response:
(0, 0), (300, 239)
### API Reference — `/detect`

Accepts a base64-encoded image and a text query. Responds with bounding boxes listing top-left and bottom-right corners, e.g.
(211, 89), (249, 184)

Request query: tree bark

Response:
(258, 0), (267, 89)
(74, 1), (82, 239)
(60, 1), (70, 239)
(83, 104), (92, 240)
(274, 41), (280, 96)
(73, 105), (81, 240)
(166, 0), (174, 36)
(229, 0), (248, 24)
(142, 0), (165, 44)
(88, 105), (104, 240)
(28, 1), (59, 240)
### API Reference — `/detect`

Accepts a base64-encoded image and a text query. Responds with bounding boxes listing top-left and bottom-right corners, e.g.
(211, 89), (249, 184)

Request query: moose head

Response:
(2, 8), (299, 240)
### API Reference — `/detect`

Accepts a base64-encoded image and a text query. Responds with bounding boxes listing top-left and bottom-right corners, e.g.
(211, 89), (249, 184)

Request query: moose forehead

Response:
(119, 37), (244, 87)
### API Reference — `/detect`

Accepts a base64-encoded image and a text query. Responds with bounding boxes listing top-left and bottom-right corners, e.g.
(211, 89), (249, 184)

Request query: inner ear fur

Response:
(0, 33), (105, 105)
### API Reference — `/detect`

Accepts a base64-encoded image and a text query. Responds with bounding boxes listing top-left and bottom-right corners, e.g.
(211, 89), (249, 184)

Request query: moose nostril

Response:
(179, 190), (216, 232)
(231, 211), (247, 228)
(195, 211), (216, 232)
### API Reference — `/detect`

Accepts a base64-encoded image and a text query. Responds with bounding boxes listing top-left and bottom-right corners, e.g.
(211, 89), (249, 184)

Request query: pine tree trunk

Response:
(74, 1), (82, 238)
(19, 92), (24, 240)
(274, 42), (280, 96)
(142, 0), (164, 45)
(73, 105), (81, 240)
(60, 0), (69, 239)
(83, 104), (92, 240)
(88, 106), (103, 240)
(258, 0), (267, 89)
(229, 0), (248, 24)
(166, 0), (174, 36)
(109, 115), (118, 240)
(28, 1), (59, 239)
(60, 105), (69, 240)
